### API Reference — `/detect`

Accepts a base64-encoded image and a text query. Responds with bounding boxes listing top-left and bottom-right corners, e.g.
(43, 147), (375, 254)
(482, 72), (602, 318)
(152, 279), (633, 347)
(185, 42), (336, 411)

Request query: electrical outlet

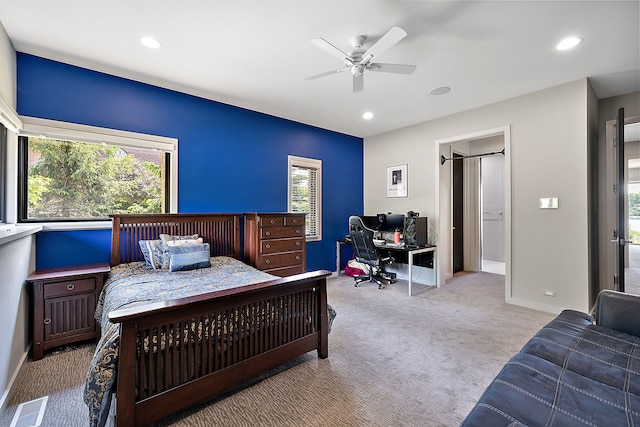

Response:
(543, 289), (556, 297)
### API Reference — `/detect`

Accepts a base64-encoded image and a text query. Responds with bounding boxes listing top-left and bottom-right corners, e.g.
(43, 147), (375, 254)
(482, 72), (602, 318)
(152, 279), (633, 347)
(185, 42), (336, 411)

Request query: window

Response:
(18, 117), (177, 224)
(288, 155), (322, 241)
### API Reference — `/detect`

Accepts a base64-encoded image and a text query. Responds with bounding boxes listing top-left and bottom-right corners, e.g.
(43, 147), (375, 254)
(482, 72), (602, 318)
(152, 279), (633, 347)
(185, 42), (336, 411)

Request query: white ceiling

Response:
(0, 1), (638, 138)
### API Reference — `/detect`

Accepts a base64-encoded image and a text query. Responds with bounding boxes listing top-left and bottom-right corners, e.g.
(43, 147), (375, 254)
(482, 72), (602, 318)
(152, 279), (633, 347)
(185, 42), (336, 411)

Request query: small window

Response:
(18, 117), (177, 223)
(288, 155), (322, 241)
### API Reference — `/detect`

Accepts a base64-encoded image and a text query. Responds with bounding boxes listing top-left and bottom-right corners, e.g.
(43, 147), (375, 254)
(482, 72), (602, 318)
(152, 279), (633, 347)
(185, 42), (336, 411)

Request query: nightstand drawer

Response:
(261, 238), (304, 254)
(44, 278), (96, 298)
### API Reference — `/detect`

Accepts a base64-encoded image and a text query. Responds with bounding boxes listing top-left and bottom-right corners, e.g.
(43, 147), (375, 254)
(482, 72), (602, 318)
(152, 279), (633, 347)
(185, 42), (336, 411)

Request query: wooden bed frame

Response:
(107, 213), (331, 426)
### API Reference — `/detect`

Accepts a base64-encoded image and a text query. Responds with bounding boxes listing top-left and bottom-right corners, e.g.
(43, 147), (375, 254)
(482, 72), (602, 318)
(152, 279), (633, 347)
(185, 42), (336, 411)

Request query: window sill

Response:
(19, 221), (112, 231)
(0, 224), (42, 246)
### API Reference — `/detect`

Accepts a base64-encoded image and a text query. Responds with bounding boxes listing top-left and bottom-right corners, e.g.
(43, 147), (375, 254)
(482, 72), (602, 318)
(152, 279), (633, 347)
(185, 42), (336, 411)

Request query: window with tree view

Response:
(288, 155), (322, 241)
(20, 136), (168, 221)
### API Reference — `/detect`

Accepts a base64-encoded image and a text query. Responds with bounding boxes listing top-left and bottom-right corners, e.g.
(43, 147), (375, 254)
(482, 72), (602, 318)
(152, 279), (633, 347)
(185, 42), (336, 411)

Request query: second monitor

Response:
(378, 213), (405, 232)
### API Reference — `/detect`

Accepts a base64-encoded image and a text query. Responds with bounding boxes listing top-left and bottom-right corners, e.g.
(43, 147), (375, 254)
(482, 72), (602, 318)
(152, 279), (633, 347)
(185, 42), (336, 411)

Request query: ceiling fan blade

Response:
(353, 74), (364, 93)
(311, 38), (352, 62)
(361, 26), (407, 63)
(367, 63), (417, 75)
(305, 67), (350, 81)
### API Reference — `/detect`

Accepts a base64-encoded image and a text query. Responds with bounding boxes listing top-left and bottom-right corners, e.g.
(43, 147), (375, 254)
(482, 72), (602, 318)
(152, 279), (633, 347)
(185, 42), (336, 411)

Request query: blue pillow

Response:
(138, 239), (164, 269)
(168, 243), (211, 272)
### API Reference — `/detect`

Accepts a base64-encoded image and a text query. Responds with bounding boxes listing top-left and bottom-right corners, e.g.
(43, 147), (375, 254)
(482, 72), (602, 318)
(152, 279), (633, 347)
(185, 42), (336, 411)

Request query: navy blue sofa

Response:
(461, 290), (640, 427)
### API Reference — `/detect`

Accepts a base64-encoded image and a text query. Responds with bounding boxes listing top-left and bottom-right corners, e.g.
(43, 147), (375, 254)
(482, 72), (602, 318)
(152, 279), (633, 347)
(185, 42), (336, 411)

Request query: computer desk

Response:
(336, 238), (438, 296)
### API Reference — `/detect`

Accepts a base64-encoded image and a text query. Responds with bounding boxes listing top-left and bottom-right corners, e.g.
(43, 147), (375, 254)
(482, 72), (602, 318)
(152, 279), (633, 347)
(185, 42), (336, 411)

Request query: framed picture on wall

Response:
(386, 164), (407, 198)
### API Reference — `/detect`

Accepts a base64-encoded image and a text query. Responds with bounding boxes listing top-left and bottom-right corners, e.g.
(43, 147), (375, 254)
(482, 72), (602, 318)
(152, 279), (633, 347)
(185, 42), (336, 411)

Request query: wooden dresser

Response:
(244, 213), (306, 277)
(28, 263), (110, 360)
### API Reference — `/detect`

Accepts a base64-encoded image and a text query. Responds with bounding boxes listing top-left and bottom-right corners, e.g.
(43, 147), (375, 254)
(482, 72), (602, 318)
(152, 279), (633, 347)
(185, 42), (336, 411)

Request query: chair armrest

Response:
(595, 290), (640, 337)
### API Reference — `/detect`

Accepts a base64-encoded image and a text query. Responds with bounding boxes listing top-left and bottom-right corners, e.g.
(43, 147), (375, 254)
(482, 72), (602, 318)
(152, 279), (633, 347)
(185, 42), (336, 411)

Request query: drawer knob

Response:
(43, 318), (52, 325)
(296, 229), (300, 234)
(270, 219), (275, 224)
(296, 256), (300, 260)
(265, 259), (271, 264)
(67, 284), (75, 291)
(296, 241), (300, 246)
(265, 244), (271, 249)
(265, 231), (271, 236)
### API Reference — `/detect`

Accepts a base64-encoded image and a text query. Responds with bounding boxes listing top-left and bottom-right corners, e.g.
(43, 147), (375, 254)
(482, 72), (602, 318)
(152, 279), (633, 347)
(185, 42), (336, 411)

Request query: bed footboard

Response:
(109, 270), (331, 427)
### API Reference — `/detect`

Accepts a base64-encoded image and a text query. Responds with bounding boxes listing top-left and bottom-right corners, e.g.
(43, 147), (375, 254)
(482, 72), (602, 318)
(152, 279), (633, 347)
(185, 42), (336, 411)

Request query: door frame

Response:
(434, 125), (512, 299)
(604, 115), (640, 293)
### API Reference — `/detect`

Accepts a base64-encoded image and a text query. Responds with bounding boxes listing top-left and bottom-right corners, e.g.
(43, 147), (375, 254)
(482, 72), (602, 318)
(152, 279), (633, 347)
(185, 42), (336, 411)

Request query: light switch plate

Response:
(539, 198), (558, 209)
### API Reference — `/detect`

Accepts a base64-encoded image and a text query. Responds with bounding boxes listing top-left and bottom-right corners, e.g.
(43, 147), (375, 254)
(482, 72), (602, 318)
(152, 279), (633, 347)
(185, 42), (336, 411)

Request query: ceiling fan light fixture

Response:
(362, 112), (374, 120)
(351, 64), (365, 77)
(556, 36), (582, 51)
(140, 36), (162, 49)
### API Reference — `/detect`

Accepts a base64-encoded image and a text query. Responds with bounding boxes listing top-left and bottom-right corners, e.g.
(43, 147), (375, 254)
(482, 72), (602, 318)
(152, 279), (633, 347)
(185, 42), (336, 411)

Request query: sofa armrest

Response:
(595, 290), (640, 337)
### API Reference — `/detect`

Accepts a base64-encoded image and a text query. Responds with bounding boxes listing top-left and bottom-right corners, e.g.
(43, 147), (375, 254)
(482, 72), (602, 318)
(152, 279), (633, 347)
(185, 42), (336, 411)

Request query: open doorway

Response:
(434, 126), (511, 298)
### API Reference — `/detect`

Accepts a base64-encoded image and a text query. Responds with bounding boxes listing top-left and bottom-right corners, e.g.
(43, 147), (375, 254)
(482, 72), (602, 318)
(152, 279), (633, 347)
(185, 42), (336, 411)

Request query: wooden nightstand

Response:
(28, 263), (110, 360)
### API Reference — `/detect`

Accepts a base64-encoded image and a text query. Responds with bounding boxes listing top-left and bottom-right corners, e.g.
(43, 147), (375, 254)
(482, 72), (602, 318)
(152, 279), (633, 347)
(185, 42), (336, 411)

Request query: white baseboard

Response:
(506, 296), (564, 315)
(0, 349), (29, 416)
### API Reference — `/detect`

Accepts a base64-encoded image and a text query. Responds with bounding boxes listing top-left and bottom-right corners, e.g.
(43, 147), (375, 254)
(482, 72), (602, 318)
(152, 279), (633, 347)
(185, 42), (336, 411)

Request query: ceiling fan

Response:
(305, 26), (417, 93)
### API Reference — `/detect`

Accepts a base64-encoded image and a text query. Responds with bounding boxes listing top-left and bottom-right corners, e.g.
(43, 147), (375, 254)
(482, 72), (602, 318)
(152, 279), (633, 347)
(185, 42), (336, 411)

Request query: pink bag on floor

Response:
(344, 259), (368, 277)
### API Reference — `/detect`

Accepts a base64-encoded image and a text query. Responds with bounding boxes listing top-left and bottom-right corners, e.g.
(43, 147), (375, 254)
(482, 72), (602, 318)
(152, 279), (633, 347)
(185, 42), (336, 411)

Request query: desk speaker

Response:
(404, 216), (427, 247)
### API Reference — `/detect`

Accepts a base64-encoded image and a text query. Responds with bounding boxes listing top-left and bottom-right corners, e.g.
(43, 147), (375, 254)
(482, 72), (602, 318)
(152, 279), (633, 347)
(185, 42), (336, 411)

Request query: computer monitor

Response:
(359, 215), (381, 230)
(378, 213), (405, 232)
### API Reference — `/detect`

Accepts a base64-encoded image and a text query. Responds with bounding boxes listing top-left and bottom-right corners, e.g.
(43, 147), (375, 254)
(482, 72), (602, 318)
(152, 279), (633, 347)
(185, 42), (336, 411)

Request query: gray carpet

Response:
(1, 272), (556, 427)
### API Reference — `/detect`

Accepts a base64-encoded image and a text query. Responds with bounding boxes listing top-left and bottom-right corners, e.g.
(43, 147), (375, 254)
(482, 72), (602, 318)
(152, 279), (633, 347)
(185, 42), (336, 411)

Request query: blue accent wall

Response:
(17, 53), (363, 271)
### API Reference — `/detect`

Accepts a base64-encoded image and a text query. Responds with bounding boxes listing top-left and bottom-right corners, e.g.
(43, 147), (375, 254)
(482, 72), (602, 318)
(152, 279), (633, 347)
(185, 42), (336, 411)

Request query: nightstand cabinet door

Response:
(29, 263), (110, 360)
(43, 291), (97, 341)
(244, 213), (306, 277)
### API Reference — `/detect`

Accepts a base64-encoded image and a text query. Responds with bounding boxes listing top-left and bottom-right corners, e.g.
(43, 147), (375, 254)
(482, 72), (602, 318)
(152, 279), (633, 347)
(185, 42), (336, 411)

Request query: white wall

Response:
(0, 237), (35, 412)
(365, 79), (592, 313)
(0, 20), (36, 414)
(0, 20), (16, 109)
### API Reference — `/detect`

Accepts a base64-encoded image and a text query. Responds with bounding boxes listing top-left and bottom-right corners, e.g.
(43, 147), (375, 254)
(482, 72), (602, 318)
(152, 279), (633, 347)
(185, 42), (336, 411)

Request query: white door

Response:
(481, 155), (505, 274)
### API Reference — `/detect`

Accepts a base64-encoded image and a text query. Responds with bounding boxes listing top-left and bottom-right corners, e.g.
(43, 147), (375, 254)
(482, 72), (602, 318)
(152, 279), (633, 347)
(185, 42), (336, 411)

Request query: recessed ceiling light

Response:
(362, 112), (374, 120)
(556, 36), (582, 51)
(140, 36), (162, 49)
(429, 86), (451, 96)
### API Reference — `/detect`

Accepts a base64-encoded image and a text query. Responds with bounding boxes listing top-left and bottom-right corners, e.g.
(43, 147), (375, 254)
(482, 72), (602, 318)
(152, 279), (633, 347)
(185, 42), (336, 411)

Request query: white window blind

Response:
(288, 156), (322, 241)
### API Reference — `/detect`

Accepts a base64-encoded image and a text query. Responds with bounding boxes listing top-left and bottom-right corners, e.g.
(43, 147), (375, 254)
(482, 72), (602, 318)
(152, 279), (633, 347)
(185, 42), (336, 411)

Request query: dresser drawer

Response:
(260, 252), (304, 269)
(266, 265), (305, 277)
(261, 238), (304, 254)
(260, 215), (285, 227)
(43, 278), (96, 298)
(261, 226), (304, 239)
(284, 215), (304, 227)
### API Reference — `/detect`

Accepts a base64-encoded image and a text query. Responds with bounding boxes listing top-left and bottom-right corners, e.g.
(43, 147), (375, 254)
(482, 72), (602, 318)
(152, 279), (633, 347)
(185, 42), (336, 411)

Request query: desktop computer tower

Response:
(404, 216), (427, 247)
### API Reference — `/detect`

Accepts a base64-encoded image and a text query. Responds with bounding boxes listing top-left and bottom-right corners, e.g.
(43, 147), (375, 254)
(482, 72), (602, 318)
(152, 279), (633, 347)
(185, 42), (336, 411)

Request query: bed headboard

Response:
(110, 213), (241, 266)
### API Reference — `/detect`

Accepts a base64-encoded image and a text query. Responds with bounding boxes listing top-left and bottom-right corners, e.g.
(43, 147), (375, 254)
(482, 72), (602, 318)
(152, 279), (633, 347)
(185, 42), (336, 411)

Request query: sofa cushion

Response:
(461, 352), (640, 426)
(521, 310), (640, 395)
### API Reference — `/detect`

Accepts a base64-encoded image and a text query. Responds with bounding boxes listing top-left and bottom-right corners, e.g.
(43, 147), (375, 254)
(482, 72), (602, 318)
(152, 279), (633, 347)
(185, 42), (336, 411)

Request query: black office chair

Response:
(348, 216), (396, 289)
